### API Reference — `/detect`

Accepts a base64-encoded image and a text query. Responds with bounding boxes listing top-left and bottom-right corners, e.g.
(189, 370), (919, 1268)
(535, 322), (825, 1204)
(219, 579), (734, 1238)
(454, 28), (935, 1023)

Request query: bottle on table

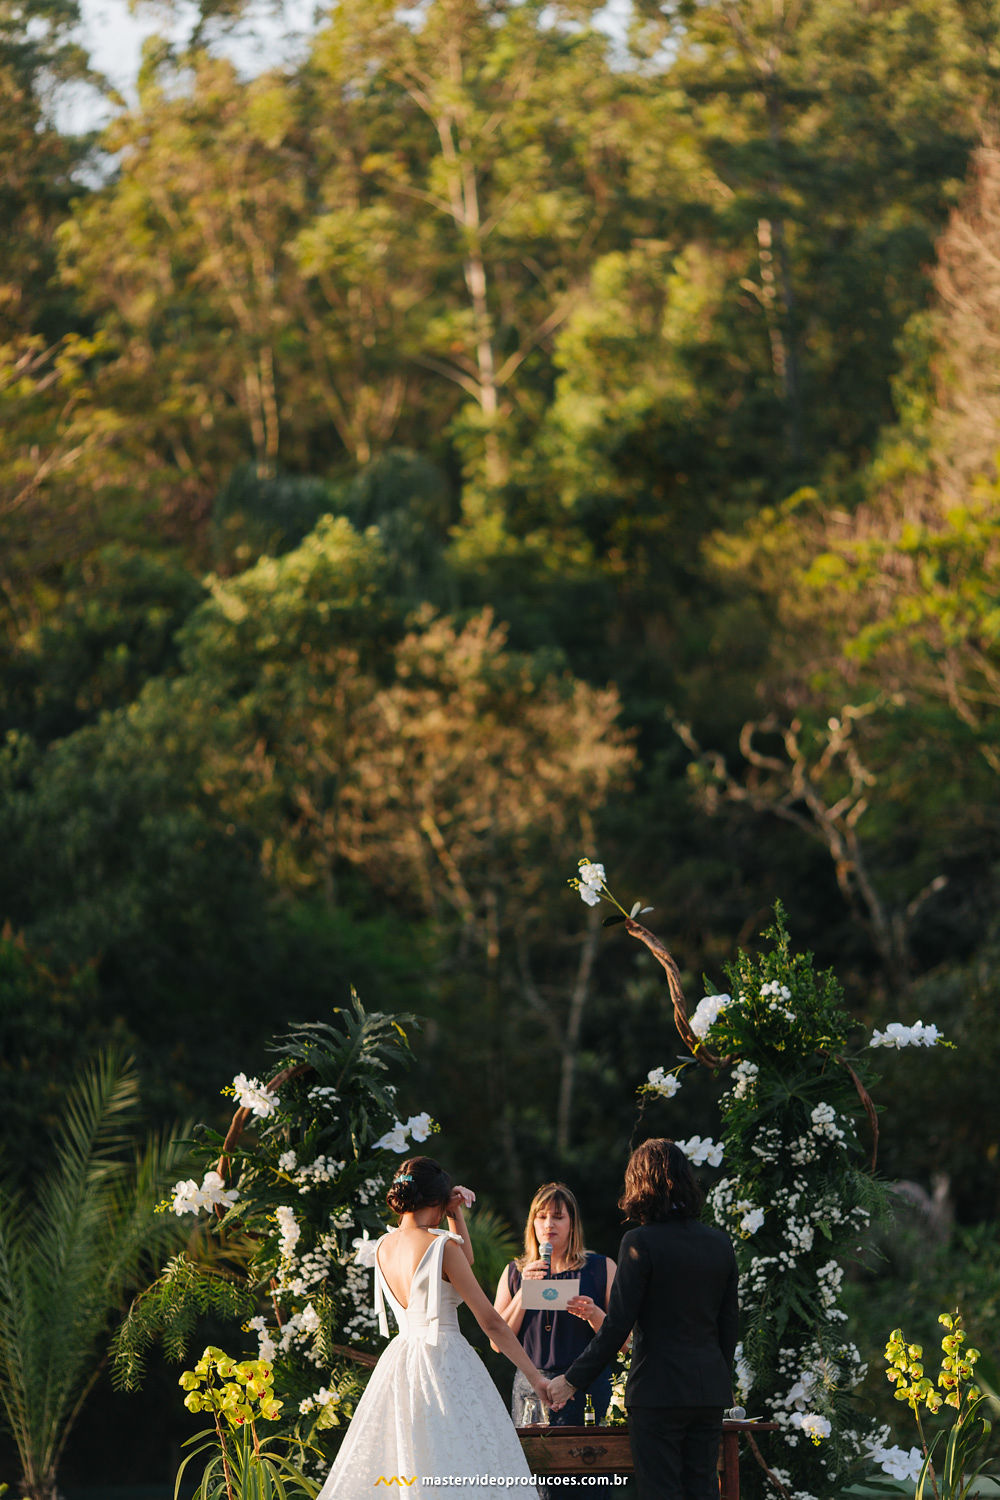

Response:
(584, 1394), (596, 1426)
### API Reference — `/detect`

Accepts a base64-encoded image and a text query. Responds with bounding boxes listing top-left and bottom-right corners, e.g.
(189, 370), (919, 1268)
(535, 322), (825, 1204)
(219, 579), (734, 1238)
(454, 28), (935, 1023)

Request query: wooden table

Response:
(516, 1420), (776, 1498)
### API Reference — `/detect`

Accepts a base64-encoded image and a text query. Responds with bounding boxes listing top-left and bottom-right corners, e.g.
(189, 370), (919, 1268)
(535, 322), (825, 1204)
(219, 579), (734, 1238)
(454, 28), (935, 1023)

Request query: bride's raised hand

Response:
(446, 1185), (476, 1217)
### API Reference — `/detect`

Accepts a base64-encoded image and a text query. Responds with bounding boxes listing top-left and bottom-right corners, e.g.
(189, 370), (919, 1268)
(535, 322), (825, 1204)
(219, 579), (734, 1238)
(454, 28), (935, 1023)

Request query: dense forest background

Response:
(3, 0), (1000, 1487)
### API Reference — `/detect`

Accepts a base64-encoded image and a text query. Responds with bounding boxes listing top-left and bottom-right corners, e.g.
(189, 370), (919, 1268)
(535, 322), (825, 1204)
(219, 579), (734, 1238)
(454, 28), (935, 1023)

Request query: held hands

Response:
(532, 1376), (553, 1409)
(546, 1374), (575, 1411)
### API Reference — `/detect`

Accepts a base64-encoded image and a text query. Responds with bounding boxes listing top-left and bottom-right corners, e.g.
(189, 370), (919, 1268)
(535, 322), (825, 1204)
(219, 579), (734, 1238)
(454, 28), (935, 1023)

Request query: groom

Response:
(547, 1139), (738, 1500)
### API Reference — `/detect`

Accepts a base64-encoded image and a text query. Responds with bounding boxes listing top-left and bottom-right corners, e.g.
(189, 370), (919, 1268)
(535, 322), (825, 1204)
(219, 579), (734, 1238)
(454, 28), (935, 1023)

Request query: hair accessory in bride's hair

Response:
(395, 1173), (414, 1183)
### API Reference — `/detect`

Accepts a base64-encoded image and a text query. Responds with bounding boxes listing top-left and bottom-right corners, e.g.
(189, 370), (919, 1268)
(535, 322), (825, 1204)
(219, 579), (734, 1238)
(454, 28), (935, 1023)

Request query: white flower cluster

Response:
(740, 1206), (765, 1235)
(731, 1059), (758, 1100)
(278, 1150), (298, 1172)
(790, 1412), (831, 1441)
(867, 1441), (923, 1482)
(870, 1020), (942, 1049)
(707, 1178), (764, 1237)
(355, 1174), (388, 1207)
(233, 1073), (279, 1118)
(307, 1085), (339, 1105)
(646, 1067), (681, 1098)
(299, 1385), (340, 1416)
(760, 980), (795, 1023)
(275, 1302), (324, 1365)
(576, 861), (606, 906)
(690, 993), (731, 1040)
(375, 1112), (434, 1153)
(171, 1170), (239, 1216)
(765, 1467), (821, 1500)
(674, 1135), (724, 1167)
(340, 1247), (381, 1341)
(275, 1229), (340, 1296)
(771, 1343), (866, 1439)
(815, 1259), (845, 1315)
(275, 1205), (301, 1259)
(785, 1216), (814, 1254)
(809, 1102), (845, 1143)
(749, 1125), (783, 1163)
(247, 1315), (276, 1362)
(743, 1254), (779, 1297)
(788, 1132), (820, 1165)
(291, 1156), (347, 1194)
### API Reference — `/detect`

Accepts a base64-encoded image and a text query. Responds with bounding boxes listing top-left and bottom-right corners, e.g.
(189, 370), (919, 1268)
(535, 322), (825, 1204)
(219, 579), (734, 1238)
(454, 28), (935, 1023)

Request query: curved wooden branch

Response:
(745, 1428), (792, 1500)
(332, 1342), (379, 1369)
(215, 1061), (315, 1185)
(623, 918), (727, 1069)
(832, 1054), (880, 1171)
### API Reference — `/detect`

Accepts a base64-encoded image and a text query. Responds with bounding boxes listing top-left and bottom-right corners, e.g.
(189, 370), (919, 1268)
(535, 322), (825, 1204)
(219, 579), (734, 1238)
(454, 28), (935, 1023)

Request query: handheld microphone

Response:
(540, 1241), (552, 1277)
(725, 1407), (747, 1421)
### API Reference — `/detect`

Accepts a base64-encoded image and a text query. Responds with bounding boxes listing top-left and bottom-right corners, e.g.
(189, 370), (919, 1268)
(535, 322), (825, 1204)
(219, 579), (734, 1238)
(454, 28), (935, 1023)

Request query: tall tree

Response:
(627, 0), (998, 478)
(308, 0), (630, 487)
(677, 129), (1000, 981)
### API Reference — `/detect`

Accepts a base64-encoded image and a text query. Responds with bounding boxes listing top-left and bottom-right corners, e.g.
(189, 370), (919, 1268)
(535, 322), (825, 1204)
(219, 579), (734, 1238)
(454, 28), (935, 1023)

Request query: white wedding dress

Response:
(317, 1229), (539, 1499)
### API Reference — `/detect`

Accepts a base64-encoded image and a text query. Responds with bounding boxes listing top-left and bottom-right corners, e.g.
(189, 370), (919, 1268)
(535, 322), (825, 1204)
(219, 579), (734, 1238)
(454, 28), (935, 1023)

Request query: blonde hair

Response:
(517, 1182), (587, 1271)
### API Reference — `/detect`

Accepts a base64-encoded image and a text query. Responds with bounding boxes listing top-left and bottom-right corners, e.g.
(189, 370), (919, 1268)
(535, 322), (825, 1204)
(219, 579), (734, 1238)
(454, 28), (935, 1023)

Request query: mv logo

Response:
(373, 1479), (417, 1488)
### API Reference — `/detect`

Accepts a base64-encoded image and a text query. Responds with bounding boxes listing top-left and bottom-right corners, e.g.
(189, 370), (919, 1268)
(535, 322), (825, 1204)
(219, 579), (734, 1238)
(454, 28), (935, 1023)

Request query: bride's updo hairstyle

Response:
(386, 1156), (452, 1216)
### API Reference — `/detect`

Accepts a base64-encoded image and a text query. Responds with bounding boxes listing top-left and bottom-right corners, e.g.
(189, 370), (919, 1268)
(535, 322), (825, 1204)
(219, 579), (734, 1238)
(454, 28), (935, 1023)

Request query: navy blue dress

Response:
(507, 1251), (613, 1426)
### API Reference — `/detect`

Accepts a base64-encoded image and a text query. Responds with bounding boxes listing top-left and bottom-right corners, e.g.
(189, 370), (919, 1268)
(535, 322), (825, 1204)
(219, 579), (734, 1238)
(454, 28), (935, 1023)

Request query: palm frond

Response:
(0, 1049), (191, 1499)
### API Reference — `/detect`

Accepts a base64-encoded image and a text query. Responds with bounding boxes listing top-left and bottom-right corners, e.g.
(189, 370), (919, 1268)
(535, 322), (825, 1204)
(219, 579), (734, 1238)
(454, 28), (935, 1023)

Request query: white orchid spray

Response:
(569, 857), (654, 926)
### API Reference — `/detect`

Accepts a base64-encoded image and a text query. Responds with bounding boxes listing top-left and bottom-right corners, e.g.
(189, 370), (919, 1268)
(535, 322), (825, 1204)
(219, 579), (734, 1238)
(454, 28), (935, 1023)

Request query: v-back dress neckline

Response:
(375, 1231), (440, 1311)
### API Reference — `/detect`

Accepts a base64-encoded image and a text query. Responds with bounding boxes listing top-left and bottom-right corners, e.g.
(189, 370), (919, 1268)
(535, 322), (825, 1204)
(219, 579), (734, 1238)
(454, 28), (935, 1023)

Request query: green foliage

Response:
(690, 909), (889, 1498)
(175, 1412), (318, 1500)
(111, 1255), (258, 1393)
(0, 1051), (192, 1500)
(0, 544), (205, 744)
(115, 995), (422, 1456)
(0, 931), (99, 1190)
(211, 468), (338, 570)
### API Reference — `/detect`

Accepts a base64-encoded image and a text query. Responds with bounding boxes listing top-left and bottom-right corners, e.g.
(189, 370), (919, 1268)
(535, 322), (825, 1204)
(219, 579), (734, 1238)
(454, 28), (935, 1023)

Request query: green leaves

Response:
(0, 1051), (191, 1498)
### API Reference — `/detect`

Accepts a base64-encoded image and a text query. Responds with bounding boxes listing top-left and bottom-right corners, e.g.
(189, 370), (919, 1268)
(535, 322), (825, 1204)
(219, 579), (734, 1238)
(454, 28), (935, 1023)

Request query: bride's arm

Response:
(443, 1242), (549, 1401)
(444, 1188), (474, 1265)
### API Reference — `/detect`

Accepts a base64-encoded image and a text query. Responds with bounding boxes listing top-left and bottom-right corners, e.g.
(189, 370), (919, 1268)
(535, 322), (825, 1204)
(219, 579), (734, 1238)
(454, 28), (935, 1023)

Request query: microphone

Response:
(725, 1407), (747, 1421)
(540, 1241), (552, 1277)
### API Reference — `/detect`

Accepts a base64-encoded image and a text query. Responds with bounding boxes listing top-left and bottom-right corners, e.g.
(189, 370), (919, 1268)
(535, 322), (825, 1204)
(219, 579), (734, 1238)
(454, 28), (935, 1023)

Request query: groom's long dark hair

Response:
(619, 1138), (703, 1223)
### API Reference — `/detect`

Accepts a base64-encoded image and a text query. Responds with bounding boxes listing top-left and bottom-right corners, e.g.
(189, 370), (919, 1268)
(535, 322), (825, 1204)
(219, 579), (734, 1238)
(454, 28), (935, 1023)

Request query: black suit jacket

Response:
(564, 1218), (739, 1408)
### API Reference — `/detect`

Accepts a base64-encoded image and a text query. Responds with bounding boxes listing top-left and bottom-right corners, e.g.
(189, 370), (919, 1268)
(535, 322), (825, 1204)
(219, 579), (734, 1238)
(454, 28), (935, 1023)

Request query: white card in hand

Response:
(521, 1277), (580, 1310)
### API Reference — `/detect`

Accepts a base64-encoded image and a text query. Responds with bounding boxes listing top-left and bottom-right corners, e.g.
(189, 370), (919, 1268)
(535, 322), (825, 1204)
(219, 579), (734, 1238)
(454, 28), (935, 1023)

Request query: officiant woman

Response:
(492, 1181), (617, 1426)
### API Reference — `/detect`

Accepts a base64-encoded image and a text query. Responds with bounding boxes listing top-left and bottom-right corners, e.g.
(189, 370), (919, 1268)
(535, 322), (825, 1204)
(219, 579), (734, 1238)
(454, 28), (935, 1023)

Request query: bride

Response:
(318, 1156), (548, 1498)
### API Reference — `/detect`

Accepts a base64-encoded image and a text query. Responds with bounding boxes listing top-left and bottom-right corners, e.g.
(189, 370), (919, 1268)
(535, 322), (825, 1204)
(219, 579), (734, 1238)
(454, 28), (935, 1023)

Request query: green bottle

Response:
(584, 1394), (596, 1426)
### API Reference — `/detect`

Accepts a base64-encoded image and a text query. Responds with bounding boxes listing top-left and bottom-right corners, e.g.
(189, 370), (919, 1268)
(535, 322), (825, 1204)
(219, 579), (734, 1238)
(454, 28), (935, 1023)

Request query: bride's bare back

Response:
(376, 1227), (445, 1309)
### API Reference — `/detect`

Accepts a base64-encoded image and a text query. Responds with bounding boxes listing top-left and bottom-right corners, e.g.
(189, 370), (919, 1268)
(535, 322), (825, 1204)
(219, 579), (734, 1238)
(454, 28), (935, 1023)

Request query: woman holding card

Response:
(492, 1182), (616, 1427)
